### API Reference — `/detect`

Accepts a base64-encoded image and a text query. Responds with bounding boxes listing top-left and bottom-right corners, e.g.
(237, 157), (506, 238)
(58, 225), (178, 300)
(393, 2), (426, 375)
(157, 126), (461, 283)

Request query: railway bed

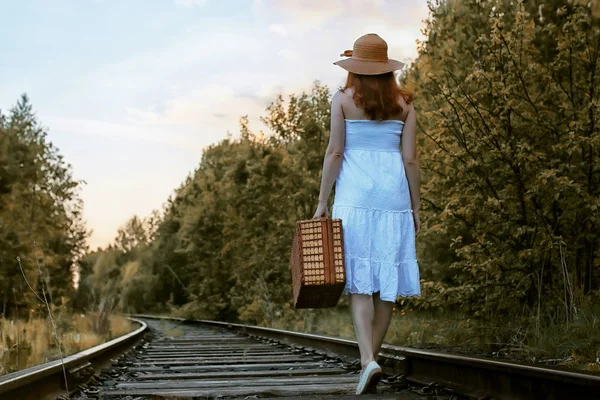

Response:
(1, 315), (599, 399)
(73, 318), (429, 399)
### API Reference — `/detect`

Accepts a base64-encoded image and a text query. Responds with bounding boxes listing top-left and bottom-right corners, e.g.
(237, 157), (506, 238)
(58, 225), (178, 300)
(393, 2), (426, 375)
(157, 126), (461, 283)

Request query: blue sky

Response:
(1, 0), (429, 249)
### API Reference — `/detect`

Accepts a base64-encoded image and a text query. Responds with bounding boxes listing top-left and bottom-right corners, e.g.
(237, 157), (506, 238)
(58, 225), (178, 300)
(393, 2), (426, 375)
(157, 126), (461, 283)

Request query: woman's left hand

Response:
(413, 209), (421, 236)
(313, 201), (329, 219)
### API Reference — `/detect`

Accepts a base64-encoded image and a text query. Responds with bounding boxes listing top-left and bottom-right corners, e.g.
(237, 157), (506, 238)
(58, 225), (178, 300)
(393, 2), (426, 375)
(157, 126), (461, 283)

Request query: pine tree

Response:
(0, 95), (88, 316)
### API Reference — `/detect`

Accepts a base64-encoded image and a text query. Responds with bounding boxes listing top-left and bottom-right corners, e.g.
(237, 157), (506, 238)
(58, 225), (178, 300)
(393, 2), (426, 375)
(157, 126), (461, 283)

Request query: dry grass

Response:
(0, 313), (134, 376)
(271, 306), (600, 373)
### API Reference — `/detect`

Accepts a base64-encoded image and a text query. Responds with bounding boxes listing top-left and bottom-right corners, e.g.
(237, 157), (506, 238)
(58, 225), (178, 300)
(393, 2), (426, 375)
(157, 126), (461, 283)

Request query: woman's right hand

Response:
(412, 210), (421, 236)
(313, 201), (329, 219)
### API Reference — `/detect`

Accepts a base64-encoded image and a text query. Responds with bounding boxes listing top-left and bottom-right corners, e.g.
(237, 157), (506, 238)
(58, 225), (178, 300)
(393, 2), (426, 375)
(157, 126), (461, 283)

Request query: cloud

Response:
(255, 0), (429, 40)
(123, 80), (280, 135)
(269, 24), (289, 36)
(278, 49), (298, 62)
(255, 0), (386, 26)
(46, 0), (429, 167)
(174, 0), (208, 7)
(43, 115), (193, 149)
(65, 26), (265, 122)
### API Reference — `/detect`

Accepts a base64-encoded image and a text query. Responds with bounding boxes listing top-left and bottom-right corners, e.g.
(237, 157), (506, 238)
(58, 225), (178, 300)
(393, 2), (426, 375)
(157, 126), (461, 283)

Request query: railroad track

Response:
(82, 318), (420, 399)
(1, 315), (600, 399)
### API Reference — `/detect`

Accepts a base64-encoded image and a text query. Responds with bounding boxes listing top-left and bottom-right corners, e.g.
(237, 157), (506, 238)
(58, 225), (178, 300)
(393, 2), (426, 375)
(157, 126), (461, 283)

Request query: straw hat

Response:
(334, 33), (404, 75)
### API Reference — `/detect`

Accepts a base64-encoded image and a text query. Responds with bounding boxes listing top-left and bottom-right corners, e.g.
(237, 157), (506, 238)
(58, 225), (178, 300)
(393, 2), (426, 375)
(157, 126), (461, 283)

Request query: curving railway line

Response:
(1, 315), (599, 399)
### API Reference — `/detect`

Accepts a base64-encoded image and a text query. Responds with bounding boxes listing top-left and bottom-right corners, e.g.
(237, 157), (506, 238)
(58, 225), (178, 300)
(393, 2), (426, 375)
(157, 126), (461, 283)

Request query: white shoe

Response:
(355, 360), (383, 395)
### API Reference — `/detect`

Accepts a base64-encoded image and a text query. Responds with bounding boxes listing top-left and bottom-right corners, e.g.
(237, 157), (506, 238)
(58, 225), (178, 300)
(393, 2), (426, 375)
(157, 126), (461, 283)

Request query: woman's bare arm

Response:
(316, 91), (346, 206)
(401, 103), (421, 213)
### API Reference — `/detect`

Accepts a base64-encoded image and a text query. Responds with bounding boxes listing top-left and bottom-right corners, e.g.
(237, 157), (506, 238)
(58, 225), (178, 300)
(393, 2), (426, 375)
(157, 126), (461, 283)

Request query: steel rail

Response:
(133, 314), (600, 400)
(0, 317), (148, 400)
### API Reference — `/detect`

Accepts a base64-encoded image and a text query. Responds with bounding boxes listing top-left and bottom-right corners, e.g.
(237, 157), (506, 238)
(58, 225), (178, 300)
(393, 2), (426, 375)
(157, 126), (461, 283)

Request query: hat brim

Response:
(333, 58), (405, 75)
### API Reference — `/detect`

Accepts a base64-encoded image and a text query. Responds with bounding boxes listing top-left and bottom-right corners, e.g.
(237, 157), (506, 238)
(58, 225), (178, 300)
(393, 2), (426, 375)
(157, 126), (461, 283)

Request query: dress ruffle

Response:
(332, 204), (421, 302)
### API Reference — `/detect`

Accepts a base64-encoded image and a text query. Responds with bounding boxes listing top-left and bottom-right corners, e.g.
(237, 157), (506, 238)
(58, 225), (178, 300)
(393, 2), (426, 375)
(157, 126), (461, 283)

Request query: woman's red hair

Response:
(342, 72), (413, 120)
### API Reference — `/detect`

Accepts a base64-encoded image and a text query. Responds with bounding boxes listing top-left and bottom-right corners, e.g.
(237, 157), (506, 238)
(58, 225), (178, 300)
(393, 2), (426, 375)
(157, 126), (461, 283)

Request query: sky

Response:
(0, 0), (430, 250)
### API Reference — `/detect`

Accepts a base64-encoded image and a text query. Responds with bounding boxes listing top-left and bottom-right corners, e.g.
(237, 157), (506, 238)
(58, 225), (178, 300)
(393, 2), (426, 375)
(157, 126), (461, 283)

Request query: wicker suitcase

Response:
(290, 218), (346, 308)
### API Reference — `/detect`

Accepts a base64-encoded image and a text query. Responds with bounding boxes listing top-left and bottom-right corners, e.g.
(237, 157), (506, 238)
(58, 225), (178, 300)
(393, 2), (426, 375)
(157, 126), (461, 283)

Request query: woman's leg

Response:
(349, 294), (376, 368)
(371, 292), (394, 358)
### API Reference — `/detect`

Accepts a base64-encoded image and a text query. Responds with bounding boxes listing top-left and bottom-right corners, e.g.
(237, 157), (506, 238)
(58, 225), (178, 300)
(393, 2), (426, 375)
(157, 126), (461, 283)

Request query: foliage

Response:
(405, 0), (600, 323)
(0, 95), (88, 317)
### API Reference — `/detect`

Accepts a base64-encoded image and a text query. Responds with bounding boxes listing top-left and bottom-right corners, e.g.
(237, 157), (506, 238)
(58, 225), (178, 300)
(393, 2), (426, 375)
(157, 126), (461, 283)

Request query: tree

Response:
(0, 95), (88, 317)
(406, 0), (600, 320)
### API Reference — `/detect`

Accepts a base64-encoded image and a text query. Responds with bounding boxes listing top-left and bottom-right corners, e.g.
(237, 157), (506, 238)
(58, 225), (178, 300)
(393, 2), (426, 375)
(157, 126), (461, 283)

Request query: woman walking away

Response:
(313, 33), (421, 395)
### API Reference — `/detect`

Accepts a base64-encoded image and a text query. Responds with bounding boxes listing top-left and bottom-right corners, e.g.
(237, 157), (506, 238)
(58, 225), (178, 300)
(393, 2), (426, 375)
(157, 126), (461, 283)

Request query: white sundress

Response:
(332, 119), (421, 302)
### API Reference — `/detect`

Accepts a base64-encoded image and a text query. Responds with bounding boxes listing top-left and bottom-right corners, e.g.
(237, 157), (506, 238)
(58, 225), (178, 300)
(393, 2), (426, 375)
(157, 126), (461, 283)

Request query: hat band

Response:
(351, 55), (389, 62)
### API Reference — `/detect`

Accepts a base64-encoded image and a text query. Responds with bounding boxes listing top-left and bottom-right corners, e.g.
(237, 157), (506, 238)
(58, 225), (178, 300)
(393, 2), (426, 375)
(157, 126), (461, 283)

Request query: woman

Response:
(313, 33), (421, 395)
